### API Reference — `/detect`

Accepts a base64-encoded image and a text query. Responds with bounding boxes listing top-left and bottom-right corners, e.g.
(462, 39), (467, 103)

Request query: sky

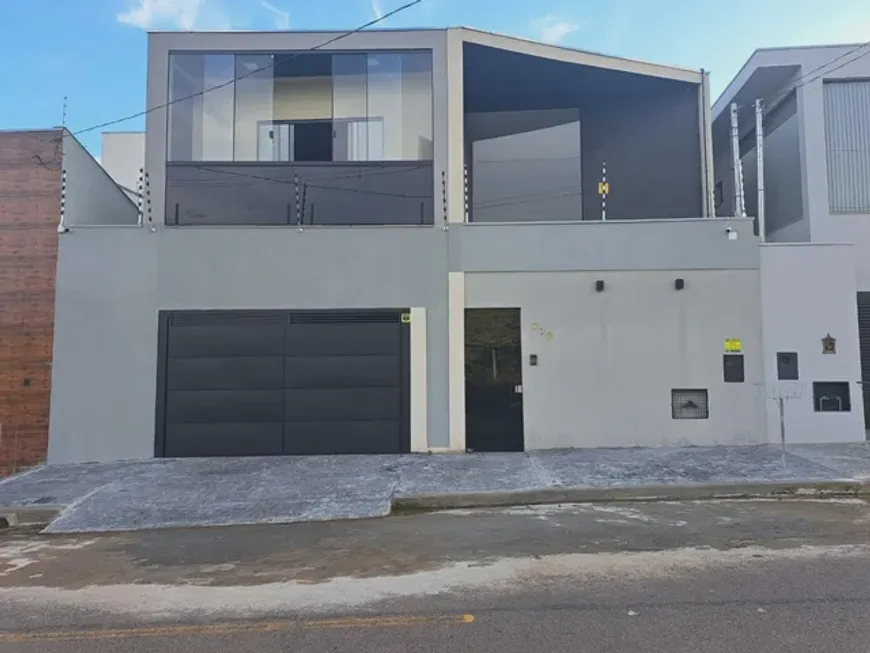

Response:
(0, 0), (867, 156)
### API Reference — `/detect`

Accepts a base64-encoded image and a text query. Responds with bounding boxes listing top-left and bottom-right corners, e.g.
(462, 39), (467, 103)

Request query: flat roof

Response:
(712, 42), (868, 120)
(148, 26), (703, 84)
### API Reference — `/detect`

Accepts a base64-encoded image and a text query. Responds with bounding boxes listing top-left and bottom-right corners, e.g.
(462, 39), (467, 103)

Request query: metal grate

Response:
(671, 389), (709, 420)
(812, 381), (852, 413)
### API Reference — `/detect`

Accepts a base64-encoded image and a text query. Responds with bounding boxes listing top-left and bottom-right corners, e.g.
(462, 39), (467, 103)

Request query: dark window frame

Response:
(812, 381), (852, 413)
(671, 388), (710, 420)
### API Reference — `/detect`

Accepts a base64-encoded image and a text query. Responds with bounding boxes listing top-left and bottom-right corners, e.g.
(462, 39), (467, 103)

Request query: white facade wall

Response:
(759, 243), (865, 443)
(101, 132), (145, 201)
(466, 270), (767, 449)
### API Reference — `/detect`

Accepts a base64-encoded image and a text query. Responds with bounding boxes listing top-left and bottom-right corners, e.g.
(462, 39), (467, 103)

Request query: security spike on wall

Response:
(58, 168), (67, 232)
(441, 169), (449, 231)
(463, 164), (469, 222)
(136, 167), (144, 224)
(144, 171), (154, 231)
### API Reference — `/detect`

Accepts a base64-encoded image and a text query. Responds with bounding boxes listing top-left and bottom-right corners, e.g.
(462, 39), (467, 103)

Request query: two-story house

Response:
(43, 28), (865, 465)
(713, 43), (870, 438)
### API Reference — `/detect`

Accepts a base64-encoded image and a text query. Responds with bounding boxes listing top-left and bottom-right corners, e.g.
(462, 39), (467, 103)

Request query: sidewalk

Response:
(1, 443), (869, 534)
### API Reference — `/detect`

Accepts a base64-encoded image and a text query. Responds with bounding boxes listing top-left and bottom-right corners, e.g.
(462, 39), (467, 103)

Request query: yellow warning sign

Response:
(401, 313), (411, 324)
(724, 338), (742, 353)
(598, 181), (610, 196)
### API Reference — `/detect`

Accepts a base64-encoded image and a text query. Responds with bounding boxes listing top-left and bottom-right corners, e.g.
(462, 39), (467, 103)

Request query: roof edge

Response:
(449, 26), (701, 81)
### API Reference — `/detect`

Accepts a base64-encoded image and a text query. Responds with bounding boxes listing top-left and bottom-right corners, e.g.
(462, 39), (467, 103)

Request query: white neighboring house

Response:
(712, 43), (870, 439)
(101, 131), (145, 203)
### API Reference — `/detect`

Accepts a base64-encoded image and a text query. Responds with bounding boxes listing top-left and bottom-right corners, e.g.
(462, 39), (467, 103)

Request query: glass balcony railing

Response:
(164, 162), (434, 226)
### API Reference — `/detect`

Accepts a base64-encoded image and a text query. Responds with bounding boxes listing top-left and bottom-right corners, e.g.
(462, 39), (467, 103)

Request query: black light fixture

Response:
(674, 278), (685, 290)
(595, 279), (605, 292)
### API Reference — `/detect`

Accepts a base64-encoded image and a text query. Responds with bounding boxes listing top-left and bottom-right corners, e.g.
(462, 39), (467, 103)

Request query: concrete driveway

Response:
(0, 443), (868, 533)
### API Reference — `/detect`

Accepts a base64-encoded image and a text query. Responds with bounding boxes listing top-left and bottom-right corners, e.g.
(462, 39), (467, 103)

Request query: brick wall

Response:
(0, 130), (62, 476)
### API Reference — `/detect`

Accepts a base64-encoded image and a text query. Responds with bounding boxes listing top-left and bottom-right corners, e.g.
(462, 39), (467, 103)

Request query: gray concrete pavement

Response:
(3, 499), (870, 651)
(3, 443), (870, 533)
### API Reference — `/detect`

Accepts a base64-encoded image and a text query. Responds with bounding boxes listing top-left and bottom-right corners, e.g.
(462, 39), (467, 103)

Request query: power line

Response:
(747, 41), (870, 115)
(473, 188), (584, 211)
(788, 41), (870, 88)
(68, 0), (423, 138)
(194, 165), (430, 199)
(792, 42), (870, 89)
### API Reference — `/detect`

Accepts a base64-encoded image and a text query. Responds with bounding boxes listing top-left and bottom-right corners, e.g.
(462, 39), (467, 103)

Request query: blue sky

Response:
(0, 0), (867, 156)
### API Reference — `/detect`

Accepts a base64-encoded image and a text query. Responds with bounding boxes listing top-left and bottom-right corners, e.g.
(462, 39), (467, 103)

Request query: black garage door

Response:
(155, 310), (410, 457)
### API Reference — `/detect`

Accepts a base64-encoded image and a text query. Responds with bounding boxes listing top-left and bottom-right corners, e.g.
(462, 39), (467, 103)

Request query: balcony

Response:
(165, 162), (434, 226)
(165, 50), (434, 226)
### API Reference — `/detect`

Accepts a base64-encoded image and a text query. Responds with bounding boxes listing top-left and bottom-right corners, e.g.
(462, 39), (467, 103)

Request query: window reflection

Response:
(167, 51), (433, 164)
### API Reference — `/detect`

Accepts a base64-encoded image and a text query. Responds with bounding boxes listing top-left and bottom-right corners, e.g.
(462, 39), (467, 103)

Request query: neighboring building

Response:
(0, 128), (135, 475)
(0, 129), (61, 475)
(101, 132), (146, 202)
(713, 43), (870, 437)
(44, 28), (864, 465)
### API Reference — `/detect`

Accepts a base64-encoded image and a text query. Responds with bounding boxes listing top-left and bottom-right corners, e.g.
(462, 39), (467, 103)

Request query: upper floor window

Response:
(167, 51), (433, 164)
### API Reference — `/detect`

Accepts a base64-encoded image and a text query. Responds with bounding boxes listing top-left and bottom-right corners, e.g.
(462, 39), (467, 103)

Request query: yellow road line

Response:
(0, 613), (475, 642)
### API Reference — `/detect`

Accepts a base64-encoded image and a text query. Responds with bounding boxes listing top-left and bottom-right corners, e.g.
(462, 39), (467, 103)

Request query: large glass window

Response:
(168, 54), (234, 162)
(167, 51), (433, 163)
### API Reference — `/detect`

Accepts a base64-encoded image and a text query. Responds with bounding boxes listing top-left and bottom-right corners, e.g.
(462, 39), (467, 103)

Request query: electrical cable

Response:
(194, 165), (430, 199)
(67, 0), (423, 139)
(741, 41), (870, 114)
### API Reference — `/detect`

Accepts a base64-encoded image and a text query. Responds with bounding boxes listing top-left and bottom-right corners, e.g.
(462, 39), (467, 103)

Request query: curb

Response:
(0, 506), (62, 529)
(391, 480), (870, 512)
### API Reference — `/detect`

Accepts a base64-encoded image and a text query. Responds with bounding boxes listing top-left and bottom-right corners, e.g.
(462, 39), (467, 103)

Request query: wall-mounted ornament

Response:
(822, 333), (837, 355)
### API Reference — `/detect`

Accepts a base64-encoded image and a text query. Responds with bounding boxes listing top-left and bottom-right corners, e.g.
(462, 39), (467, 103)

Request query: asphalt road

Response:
(3, 499), (870, 651)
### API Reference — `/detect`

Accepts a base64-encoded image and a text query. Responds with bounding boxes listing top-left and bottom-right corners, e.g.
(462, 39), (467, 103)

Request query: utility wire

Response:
(743, 41), (870, 115)
(194, 165), (430, 199)
(66, 0), (422, 139)
(193, 163), (589, 207)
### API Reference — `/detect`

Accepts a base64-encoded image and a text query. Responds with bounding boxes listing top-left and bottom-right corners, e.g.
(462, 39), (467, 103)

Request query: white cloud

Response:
(261, 1), (290, 29)
(533, 14), (580, 44)
(117, 0), (233, 31)
(370, 0), (384, 20)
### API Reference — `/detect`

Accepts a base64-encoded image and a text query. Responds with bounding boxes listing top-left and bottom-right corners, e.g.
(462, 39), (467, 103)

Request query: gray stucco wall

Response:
(101, 132), (145, 202)
(48, 225), (450, 463)
(62, 133), (138, 227)
(466, 269), (767, 448)
(449, 218), (758, 272)
(48, 229), (158, 463)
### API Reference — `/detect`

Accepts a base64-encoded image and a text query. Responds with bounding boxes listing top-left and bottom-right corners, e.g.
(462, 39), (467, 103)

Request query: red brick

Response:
(0, 130), (62, 475)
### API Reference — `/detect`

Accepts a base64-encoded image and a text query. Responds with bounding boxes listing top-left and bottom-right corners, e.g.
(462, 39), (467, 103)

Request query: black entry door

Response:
(464, 308), (524, 452)
(156, 310), (410, 457)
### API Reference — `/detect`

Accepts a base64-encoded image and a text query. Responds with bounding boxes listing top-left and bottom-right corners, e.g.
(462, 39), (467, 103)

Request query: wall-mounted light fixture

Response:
(595, 280), (605, 292)
(675, 278), (685, 290)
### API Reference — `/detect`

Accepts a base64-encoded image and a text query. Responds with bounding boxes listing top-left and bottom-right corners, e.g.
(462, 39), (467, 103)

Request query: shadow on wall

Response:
(61, 131), (139, 227)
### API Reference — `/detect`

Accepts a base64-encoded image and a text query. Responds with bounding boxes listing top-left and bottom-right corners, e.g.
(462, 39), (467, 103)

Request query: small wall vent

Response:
(671, 389), (709, 419)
